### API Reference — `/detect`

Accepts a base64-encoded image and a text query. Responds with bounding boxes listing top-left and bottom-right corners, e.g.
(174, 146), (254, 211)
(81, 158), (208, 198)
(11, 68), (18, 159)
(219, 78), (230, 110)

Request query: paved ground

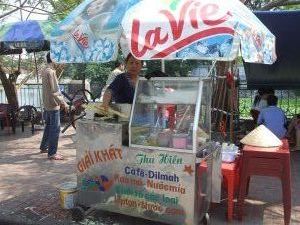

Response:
(0, 125), (299, 225)
(0, 127), (77, 225)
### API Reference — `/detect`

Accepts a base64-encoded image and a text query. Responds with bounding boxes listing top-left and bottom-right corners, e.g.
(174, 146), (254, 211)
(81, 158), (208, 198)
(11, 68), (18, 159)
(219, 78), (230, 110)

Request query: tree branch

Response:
(0, 0), (28, 19)
(26, 0), (44, 20)
(262, 0), (300, 9)
(0, 3), (54, 15)
(261, 0), (288, 10)
(242, 0), (252, 5)
(0, 3), (72, 20)
(46, 0), (79, 16)
(19, 0), (23, 21)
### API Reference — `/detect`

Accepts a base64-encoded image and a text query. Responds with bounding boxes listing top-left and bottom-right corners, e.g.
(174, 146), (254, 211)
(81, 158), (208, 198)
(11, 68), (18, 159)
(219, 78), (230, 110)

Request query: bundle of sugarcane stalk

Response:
(83, 103), (128, 119)
(211, 61), (239, 142)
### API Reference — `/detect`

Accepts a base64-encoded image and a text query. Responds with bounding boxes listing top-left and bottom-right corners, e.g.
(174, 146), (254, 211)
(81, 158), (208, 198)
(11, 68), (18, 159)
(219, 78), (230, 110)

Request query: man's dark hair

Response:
(125, 53), (133, 63)
(267, 95), (278, 106)
(46, 52), (52, 64)
(258, 87), (274, 96)
(124, 53), (143, 66)
(257, 88), (265, 96)
(264, 88), (274, 95)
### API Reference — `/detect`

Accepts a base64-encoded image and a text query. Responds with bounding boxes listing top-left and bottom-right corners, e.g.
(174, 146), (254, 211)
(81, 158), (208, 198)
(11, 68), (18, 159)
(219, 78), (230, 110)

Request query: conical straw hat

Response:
(240, 125), (282, 147)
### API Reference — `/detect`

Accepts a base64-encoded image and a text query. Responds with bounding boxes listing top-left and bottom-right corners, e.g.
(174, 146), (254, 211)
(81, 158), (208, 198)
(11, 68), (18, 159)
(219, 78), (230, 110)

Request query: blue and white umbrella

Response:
(0, 20), (55, 55)
(0, 20), (55, 117)
(50, 0), (276, 64)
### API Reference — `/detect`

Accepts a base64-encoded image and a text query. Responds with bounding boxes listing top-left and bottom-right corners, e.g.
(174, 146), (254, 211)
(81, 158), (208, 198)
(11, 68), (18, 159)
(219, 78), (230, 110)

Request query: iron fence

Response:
(239, 81), (300, 119)
(1, 82), (299, 118)
(0, 84), (69, 109)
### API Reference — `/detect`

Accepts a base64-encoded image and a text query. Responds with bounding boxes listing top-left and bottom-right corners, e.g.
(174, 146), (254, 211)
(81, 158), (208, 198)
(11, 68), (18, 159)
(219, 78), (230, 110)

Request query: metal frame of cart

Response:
(73, 77), (221, 225)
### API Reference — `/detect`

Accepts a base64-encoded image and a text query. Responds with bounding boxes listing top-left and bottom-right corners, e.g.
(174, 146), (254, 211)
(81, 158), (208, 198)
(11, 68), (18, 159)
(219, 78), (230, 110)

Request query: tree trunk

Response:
(0, 65), (19, 109)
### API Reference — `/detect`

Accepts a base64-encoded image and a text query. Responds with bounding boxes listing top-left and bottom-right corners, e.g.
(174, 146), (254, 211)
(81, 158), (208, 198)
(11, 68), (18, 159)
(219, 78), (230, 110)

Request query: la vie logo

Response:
(130, 0), (234, 58)
(72, 29), (89, 48)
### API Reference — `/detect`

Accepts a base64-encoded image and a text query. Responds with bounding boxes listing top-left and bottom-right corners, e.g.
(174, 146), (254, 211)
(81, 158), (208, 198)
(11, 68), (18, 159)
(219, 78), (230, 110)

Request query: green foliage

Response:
(85, 62), (114, 84)
(61, 62), (115, 84)
(239, 96), (300, 119)
(0, 0), (15, 12)
(61, 59), (204, 86)
(242, 0), (300, 10)
(49, 0), (83, 21)
(0, 53), (45, 73)
(280, 4), (300, 10)
(145, 60), (201, 77)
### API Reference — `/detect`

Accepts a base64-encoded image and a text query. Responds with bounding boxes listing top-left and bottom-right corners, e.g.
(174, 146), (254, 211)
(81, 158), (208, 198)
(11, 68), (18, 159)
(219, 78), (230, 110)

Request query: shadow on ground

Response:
(0, 127), (300, 225)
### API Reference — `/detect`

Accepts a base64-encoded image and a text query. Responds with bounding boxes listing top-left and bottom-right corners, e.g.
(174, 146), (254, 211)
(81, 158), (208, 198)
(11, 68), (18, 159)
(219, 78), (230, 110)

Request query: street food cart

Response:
(50, 0), (277, 224)
(74, 77), (221, 224)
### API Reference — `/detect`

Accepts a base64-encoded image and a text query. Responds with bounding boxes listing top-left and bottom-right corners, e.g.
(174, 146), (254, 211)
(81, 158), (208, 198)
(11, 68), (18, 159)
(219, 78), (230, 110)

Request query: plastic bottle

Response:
(161, 107), (169, 129)
(187, 123), (193, 149)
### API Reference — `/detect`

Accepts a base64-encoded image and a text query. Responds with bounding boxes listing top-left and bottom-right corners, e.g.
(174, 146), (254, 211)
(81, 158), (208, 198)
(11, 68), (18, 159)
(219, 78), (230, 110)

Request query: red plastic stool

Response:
(237, 139), (291, 225)
(222, 159), (240, 221)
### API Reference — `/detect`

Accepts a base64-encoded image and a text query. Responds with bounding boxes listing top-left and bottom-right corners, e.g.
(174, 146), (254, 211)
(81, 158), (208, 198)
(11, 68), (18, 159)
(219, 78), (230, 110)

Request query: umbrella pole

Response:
(33, 52), (44, 125)
(161, 60), (165, 73)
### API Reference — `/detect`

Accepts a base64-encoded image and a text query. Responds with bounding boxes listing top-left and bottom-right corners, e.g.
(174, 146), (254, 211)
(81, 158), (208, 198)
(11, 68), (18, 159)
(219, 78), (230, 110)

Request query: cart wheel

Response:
(71, 206), (86, 222)
(201, 213), (210, 225)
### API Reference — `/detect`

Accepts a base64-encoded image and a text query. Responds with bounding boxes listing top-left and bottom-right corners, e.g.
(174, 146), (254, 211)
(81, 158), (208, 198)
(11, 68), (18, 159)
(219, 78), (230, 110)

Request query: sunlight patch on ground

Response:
(246, 198), (266, 206)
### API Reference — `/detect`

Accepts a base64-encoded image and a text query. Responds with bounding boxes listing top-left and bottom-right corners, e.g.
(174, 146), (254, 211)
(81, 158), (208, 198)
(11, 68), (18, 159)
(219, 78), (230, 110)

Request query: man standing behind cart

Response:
(105, 61), (125, 88)
(40, 52), (68, 160)
(102, 53), (142, 109)
(100, 60), (125, 100)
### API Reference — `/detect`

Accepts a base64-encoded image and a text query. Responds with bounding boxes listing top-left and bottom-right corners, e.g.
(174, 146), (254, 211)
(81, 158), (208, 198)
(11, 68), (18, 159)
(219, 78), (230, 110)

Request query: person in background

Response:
(250, 88), (274, 124)
(103, 60), (125, 92)
(40, 52), (68, 160)
(102, 53), (142, 109)
(257, 94), (287, 139)
(287, 114), (300, 150)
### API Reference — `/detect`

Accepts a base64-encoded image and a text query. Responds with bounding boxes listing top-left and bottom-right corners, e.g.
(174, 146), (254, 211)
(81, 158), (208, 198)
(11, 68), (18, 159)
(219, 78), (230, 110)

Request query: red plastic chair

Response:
(198, 158), (240, 221)
(237, 139), (291, 225)
(0, 103), (13, 131)
(222, 159), (240, 221)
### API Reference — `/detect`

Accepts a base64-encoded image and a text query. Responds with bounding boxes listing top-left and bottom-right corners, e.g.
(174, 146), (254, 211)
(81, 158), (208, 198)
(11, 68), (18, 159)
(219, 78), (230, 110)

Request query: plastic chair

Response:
(15, 105), (38, 134)
(222, 159), (240, 221)
(0, 103), (15, 132)
(0, 110), (9, 130)
(237, 139), (291, 225)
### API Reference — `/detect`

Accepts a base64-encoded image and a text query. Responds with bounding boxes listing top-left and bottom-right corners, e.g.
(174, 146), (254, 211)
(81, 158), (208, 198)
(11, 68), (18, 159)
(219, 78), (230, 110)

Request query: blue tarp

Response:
(0, 20), (54, 55)
(244, 10), (300, 89)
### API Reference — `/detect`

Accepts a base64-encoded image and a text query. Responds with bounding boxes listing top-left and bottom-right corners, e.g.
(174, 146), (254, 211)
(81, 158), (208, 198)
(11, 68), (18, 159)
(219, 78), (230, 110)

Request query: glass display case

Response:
(129, 77), (211, 153)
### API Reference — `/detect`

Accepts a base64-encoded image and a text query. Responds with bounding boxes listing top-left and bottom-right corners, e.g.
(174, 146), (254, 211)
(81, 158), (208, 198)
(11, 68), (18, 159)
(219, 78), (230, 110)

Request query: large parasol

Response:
(50, 0), (276, 64)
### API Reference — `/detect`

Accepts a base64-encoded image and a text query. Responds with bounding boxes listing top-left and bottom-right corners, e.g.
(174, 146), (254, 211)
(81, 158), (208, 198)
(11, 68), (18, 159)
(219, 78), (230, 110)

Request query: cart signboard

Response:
(76, 120), (200, 225)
